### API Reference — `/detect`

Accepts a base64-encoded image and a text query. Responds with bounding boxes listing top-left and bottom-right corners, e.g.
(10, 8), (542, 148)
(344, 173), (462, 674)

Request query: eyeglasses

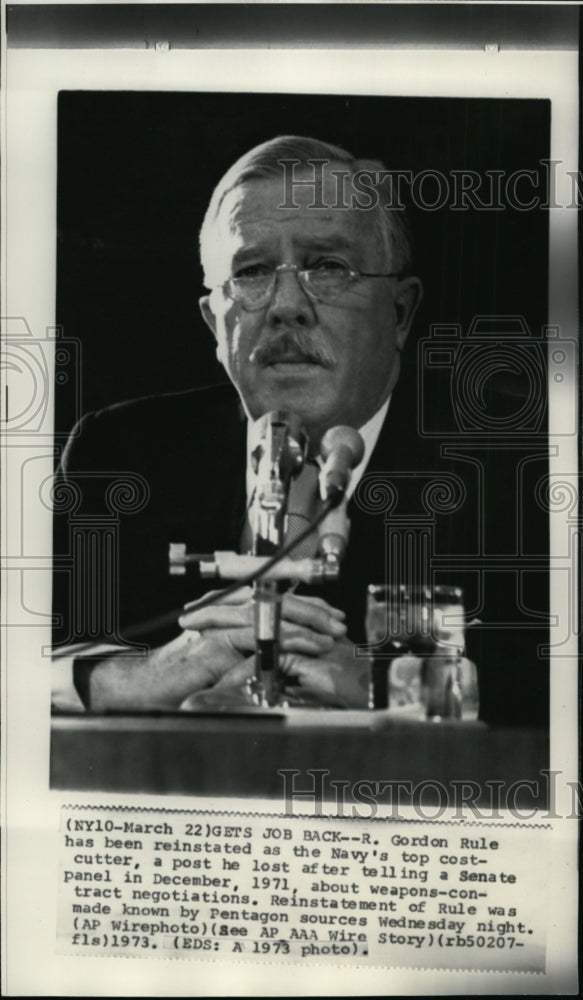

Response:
(218, 262), (403, 311)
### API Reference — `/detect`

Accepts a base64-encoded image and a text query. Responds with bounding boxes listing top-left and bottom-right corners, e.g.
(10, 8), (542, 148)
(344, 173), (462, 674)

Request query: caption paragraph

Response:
(57, 807), (548, 970)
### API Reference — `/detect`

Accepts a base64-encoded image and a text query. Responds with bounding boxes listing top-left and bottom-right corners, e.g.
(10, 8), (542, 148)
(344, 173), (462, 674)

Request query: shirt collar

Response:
(345, 396), (390, 500)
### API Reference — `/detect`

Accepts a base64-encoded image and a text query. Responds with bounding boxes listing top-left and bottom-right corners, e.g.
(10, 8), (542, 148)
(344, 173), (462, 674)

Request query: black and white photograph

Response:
(1, 3), (579, 996)
(50, 89), (553, 797)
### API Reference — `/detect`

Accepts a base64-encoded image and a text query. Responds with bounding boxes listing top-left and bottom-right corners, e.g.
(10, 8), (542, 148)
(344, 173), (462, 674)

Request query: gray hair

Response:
(199, 135), (413, 288)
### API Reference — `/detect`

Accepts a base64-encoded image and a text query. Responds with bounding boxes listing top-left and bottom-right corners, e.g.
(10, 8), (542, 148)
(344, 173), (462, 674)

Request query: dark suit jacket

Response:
(54, 376), (549, 726)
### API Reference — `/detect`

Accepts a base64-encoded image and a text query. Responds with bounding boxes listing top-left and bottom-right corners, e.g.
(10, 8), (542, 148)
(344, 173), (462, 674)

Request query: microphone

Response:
(251, 411), (307, 551)
(319, 426), (365, 507)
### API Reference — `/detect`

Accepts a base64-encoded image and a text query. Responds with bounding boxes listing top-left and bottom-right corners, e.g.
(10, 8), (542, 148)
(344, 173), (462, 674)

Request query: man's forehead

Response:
(217, 175), (372, 241)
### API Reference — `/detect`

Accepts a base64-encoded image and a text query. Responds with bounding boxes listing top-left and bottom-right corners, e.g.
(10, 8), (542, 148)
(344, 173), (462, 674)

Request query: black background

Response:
(56, 91), (550, 432)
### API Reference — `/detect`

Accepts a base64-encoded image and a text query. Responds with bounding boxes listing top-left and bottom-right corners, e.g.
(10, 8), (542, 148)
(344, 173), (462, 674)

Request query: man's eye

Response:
(310, 259), (349, 273)
(234, 264), (271, 280)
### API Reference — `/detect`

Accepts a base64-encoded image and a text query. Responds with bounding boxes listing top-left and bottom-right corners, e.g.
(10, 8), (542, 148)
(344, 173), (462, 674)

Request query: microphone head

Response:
(251, 410), (309, 489)
(320, 425), (365, 466)
(319, 425), (365, 506)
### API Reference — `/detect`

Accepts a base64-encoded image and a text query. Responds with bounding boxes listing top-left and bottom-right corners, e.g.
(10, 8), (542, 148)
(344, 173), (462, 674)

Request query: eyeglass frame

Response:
(216, 262), (404, 311)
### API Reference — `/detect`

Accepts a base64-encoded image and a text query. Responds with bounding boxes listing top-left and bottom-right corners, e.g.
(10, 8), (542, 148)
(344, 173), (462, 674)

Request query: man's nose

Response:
(265, 267), (315, 327)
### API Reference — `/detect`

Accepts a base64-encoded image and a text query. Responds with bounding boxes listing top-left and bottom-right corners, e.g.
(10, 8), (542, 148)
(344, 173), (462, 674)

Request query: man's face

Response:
(200, 167), (421, 448)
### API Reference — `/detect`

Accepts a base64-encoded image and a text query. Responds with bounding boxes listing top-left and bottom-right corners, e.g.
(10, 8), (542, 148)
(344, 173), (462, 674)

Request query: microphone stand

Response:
(248, 412), (306, 707)
(251, 497), (285, 706)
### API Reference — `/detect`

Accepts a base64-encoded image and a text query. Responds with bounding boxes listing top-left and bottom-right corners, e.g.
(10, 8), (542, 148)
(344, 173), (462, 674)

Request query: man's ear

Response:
(394, 276), (423, 351)
(199, 294), (217, 338)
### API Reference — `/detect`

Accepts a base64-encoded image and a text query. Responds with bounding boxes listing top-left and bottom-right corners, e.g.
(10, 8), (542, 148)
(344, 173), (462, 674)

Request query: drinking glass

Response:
(365, 584), (478, 719)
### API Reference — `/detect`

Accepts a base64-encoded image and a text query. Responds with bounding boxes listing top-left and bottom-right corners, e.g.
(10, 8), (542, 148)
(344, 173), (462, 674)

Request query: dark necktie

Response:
(283, 460), (322, 559)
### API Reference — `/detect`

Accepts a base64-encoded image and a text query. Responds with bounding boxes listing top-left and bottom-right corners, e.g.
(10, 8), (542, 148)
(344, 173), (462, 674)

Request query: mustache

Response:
(249, 330), (335, 369)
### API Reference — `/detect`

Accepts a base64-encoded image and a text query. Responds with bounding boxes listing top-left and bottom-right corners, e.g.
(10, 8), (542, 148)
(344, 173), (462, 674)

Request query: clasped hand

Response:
(177, 587), (368, 710)
(87, 587), (368, 710)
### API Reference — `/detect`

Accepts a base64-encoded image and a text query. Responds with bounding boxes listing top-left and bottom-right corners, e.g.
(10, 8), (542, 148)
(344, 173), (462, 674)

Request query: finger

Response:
(179, 625), (257, 657)
(281, 594), (347, 638)
(279, 629), (335, 655)
(182, 594), (347, 639)
(202, 659), (255, 706)
(209, 657), (255, 688)
(197, 625), (333, 658)
(221, 627), (257, 653)
(279, 621), (335, 654)
(281, 690), (321, 708)
(182, 586), (253, 614)
(281, 653), (369, 708)
(283, 592), (346, 619)
(279, 652), (312, 678)
(279, 652), (337, 685)
(284, 593), (346, 619)
(182, 659), (255, 709)
(179, 602), (252, 630)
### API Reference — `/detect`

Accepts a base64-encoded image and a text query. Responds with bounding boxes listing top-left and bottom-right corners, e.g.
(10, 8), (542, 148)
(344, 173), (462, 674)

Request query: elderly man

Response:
(55, 135), (547, 723)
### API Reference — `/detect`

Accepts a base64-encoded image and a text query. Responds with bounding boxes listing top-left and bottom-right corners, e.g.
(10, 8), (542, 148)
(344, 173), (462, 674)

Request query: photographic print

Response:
(2, 4), (579, 996)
